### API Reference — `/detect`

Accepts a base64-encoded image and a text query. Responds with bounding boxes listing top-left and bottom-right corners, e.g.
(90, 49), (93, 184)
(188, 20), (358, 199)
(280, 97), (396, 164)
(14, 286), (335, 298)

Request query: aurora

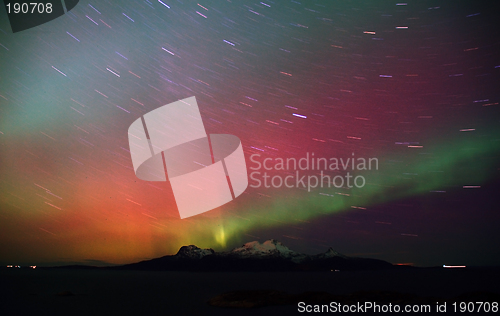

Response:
(0, 0), (498, 268)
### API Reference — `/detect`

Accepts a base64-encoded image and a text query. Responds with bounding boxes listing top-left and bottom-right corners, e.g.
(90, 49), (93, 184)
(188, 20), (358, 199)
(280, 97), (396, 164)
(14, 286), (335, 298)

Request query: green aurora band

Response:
(185, 132), (499, 249)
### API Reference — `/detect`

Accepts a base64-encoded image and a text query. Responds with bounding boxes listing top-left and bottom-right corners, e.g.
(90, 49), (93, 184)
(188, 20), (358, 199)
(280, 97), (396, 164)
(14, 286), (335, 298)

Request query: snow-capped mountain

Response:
(226, 239), (309, 263)
(116, 239), (393, 271)
(230, 239), (294, 255)
(175, 245), (215, 259)
(313, 247), (348, 260)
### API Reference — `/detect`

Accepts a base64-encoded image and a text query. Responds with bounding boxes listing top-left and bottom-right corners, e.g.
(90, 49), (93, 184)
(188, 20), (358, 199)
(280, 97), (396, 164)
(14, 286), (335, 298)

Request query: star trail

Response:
(0, 0), (499, 267)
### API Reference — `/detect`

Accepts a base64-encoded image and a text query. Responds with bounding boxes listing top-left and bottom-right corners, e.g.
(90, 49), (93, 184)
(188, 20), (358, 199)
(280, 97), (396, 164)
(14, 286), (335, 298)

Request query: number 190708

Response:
(452, 302), (498, 313)
(6, 2), (53, 14)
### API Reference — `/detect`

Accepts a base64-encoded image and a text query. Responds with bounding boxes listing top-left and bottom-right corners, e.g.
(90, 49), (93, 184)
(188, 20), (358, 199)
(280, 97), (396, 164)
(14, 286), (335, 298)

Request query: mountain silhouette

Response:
(114, 239), (394, 271)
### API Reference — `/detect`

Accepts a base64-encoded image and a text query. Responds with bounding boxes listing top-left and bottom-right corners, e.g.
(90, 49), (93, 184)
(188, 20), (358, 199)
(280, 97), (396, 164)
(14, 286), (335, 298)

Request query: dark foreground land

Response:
(1, 267), (499, 315)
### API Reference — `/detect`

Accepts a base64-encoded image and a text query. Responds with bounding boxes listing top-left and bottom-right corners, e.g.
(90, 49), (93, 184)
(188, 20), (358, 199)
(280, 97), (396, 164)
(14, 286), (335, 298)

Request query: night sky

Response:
(0, 0), (499, 267)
